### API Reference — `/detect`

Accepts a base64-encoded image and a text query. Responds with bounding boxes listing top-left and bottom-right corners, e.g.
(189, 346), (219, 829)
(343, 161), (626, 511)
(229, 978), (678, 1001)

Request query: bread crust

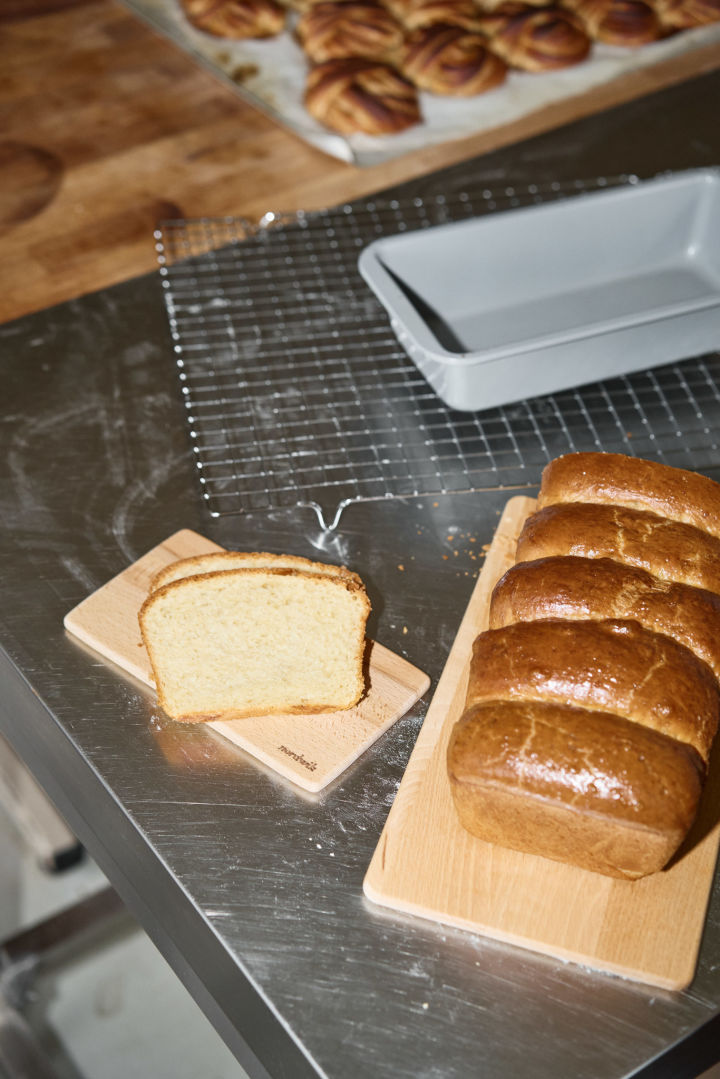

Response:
(490, 555), (720, 682)
(466, 618), (719, 762)
(516, 502), (720, 595)
(150, 550), (362, 593)
(447, 700), (704, 879)
(538, 452), (720, 540)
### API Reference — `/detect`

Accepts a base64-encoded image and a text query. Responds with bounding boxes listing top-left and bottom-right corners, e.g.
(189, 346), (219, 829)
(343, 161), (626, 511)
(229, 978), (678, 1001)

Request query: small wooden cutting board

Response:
(63, 530), (429, 792)
(363, 496), (720, 989)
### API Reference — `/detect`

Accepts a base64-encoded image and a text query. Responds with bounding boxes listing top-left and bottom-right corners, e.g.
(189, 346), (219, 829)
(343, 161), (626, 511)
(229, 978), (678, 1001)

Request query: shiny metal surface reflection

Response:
(2, 69), (720, 1079)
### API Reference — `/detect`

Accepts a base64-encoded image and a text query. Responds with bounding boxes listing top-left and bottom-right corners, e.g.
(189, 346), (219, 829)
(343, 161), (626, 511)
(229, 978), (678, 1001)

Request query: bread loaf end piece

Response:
(537, 452), (720, 540)
(447, 700), (705, 879)
(139, 568), (371, 722)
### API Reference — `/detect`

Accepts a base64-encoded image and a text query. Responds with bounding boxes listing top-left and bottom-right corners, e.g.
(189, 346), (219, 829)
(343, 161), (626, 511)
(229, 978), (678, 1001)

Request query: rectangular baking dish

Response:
(358, 169), (720, 413)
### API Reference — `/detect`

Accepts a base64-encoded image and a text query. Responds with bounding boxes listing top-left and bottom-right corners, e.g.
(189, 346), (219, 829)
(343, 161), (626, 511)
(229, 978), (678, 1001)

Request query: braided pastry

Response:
(651, 0), (720, 26)
(562, 0), (664, 43)
(385, 0), (484, 29)
(297, 1), (405, 62)
(304, 58), (422, 134)
(401, 25), (508, 94)
(181, 0), (285, 36)
(481, 6), (591, 70)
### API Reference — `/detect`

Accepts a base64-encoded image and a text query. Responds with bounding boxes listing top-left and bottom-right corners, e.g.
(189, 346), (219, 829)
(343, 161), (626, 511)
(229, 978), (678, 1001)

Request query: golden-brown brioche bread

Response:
(296, 0), (405, 61)
(651, 0), (720, 26)
(181, 0), (286, 36)
(304, 58), (421, 134)
(489, 555), (720, 682)
(151, 550), (360, 593)
(386, 0), (484, 28)
(447, 699), (704, 879)
(561, 0), (664, 43)
(401, 25), (508, 94)
(516, 503), (720, 595)
(538, 452), (720, 540)
(139, 568), (371, 722)
(477, 4), (590, 68)
(465, 618), (719, 761)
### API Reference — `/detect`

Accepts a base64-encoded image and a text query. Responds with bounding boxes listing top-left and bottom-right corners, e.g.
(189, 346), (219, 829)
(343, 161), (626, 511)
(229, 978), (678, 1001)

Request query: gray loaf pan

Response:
(357, 169), (720, 413)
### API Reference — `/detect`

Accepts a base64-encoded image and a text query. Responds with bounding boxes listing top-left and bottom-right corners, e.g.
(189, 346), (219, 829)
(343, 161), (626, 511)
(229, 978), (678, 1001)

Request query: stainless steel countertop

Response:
(2, 70), (720, 1079)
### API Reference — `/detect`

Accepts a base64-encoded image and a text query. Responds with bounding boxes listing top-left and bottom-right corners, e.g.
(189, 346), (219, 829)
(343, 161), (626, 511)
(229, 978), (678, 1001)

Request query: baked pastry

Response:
(401, 25), (508, 94)
(386, 0), (484, 29)
(516, 502), (720, 594)
(490, 555), (720, 681)
(139, 567), (371, 722)
(538, 452), (720, 540)
(448, 452), (720, 880)
(561, 0), (664, 44)
(651, 0), (720, 27)
(465, 618), (719, 760)
(296, 1), (405, 61)
(447, 699), (704, 879)
(477, 5), (591, 70)
(304, 58), (421, 134)
(180, 0), (286, 37)
(151, 550), (361, 592)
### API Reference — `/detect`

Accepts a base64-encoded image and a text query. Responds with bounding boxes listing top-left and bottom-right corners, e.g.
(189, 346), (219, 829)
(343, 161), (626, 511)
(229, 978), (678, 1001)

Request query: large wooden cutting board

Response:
(63, 530), (429, 793)
(364, 496), (720, 989)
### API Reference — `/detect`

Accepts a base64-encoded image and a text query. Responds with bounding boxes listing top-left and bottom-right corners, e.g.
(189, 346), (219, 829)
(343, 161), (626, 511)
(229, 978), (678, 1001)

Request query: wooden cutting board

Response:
(364, 496), (720, 990)
(63, 530), (429, 793)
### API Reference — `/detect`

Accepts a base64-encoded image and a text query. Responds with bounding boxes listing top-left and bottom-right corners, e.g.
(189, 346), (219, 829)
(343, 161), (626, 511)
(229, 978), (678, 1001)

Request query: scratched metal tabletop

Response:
(2, 69), (720, 1079)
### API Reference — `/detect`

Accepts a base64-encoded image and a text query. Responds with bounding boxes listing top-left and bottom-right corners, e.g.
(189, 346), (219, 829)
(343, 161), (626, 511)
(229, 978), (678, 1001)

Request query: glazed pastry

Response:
(489, 555), (720, 681)
(537, 452), (720, 540)
(515, 502), (720, 595)
(180, 0), (286, 36)
(297, 1), (405, 62)
(651, 0), (720, 26)
(479, 5), (591, 69)
(561, 0), (664, 44)
(304, 58), (422, 134)
(386, 0), (484, 29)
(401, 25), (508, 94)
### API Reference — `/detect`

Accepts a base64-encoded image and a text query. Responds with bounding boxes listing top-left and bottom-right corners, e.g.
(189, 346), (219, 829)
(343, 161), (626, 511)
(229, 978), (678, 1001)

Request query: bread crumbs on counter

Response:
(397, 564), (404, 571)
(403, 626), (408, 634)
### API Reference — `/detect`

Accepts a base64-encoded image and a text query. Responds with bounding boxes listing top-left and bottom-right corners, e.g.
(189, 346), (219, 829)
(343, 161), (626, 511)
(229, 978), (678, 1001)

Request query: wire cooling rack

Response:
(156, 176), (720, 530)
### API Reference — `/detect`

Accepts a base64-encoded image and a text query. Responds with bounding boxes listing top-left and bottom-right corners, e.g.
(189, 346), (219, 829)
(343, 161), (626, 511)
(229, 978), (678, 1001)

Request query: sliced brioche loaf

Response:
(139, 568), (371, 722)
(150, 551), (360, 593)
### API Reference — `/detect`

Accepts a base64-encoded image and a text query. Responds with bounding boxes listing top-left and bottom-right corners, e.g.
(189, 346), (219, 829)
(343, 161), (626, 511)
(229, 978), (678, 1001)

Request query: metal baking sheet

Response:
(124, 0), (720, 165)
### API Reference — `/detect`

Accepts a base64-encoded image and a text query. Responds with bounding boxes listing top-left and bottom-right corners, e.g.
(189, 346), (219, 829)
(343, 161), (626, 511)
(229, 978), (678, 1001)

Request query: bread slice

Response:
(139, 568), (371, 722)
(150, 551), (360, 593)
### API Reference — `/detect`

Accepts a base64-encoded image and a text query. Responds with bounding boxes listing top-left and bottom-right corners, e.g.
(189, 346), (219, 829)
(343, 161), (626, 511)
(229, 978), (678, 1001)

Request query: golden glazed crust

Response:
(297, 1), (405, 61)
(465, 618), (720, 762)
(181, 0), (286, 36)
(447, 699), (704, 879)
(477, 4), (590, 69)
(386, 0), (484, 29)
(516, 502), (720, 596)
(401, 25), (508, 94)
(489, 555), (720, 682)
(651, 0), (720, 26)
(304, 57), (421, 134)
(560, 0), (663, 44)
(538, 452), (720, 540)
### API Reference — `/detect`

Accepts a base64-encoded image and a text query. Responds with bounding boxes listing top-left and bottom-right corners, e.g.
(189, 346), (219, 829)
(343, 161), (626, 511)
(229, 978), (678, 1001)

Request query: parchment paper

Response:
(125, 0), (720, 165)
